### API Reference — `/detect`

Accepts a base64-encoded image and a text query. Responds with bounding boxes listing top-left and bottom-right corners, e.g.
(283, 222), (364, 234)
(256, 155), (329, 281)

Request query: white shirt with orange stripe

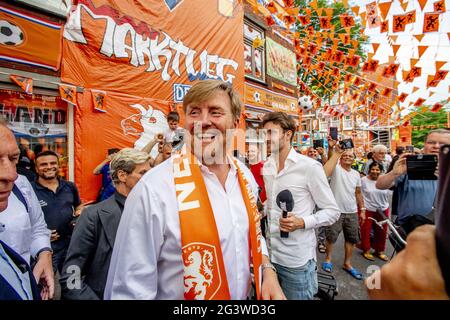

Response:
(104, 157), (268, 300)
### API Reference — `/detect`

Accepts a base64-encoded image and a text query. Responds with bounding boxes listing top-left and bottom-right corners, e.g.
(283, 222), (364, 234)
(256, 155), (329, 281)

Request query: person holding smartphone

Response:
(376, 129), (450, 236)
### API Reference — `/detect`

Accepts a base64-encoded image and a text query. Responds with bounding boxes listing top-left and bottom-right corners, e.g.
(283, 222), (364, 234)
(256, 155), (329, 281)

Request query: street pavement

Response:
(316, 232), (395, 300)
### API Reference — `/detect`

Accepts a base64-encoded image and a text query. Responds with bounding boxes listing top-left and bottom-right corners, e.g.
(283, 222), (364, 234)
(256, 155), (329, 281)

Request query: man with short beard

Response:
(105, 80), (285, 300)
(262, 112), (339, 300)
(31, 151), (82, 275)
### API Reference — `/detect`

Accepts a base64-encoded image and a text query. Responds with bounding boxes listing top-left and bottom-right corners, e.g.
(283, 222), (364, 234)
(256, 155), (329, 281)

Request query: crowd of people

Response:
(1, 80), (449, 300)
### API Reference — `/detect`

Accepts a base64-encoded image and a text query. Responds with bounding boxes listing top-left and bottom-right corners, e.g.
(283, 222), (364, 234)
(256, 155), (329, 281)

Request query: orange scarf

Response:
(173, 151), (263, 300)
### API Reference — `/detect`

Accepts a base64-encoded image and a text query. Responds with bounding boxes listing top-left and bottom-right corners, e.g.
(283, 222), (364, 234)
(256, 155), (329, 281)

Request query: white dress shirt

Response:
(0, 175), (51, 263)
(104, 157), (268, 300)
(263, 148), (340, 268)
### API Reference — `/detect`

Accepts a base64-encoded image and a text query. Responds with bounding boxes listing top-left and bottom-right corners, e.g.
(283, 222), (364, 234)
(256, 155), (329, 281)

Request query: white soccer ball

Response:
(0, 20), (24, 46)
(298, 95), (313, 111)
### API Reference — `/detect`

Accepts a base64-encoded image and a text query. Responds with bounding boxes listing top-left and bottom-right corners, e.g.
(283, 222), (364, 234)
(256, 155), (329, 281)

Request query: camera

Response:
(405, 145), (414, 153)
(406, 154), (438, 180)
(171, 129), (184, 151)
(313, 139), (324, 149)
(339, 138), (354, 150)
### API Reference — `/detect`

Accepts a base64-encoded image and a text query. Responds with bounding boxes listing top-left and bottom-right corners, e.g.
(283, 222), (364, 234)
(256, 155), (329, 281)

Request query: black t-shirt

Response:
(31, 178), (81, 251)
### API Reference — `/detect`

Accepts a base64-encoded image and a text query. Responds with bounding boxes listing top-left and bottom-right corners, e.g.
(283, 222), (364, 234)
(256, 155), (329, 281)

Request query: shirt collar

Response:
(34, 177), (63, 191)
(114, 191), (127, 207)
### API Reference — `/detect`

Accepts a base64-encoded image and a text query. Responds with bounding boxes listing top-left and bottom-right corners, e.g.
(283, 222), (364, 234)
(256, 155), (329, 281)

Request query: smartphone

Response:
(405, 145), (414, 153)
(329, 127), (338, 140)
(339, 138), (354, 150)
(406, 154), (438, 180)
(313, 139), (324, 149)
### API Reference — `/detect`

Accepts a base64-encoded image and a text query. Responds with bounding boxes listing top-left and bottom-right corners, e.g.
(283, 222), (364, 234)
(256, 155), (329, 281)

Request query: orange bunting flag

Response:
(434, 70), (448, 81)
(403, 70), (414, 82)
(431, 103), (443, 112)
(368, 82), (377, 92)
(351, 6), (359, 16)
(414, 98), (426, 107)
(436, 61), (447, 71)
(393, 44), (401, 56)
(414, 34), (425, 42)
(372, 42), (380, 54)
(332, 50), (345, 63)
(410, 66), (422, 78)
(366, 2), (381, 28)
(393, 14), (407, 32)
(59, 84), (77, 105)
(282, 0), (294, 7)
(353, 77), (362, 86)
(320, 17), (331, 29)
(331, 67), (340, 77)
(423, 13), (440, 33)
(265, 15), (276, 26)
(283, 14), (296, 26)
(381, 88), (393, 97)
(382, 63), (400, 77)
(9, 75), (33, 95)
(267, 1), (277, 14)
(417, 0), (428, 11)
(340, 15), (355, 27)
(410, 58), (420, 66)
(406, 10), (416, 24)
(325, 8), (334, 18)
(91, 89), (107, 113)
(298, 15), (311, 25)
(434, 0), (446, 12)
(308, 43), (319, 55)
(418, 45), (428, 58)
(378, 2), (392, 20)
(398, 93), (408, 103)
(346, 55), (361, 68)
(380, 20), (389, 33)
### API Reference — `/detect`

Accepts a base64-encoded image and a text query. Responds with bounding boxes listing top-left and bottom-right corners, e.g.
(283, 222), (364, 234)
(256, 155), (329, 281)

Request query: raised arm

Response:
(376, 156), (407, 190)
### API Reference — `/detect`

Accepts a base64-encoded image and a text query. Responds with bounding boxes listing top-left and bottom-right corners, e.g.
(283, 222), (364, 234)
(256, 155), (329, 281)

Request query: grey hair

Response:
(110, 148), (151, 184)
(372, 144), (387, 153)
(425, 128), (450, 142)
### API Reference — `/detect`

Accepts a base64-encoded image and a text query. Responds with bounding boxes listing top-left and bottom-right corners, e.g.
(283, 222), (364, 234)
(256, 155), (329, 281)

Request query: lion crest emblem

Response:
(183, 243), (221, 300)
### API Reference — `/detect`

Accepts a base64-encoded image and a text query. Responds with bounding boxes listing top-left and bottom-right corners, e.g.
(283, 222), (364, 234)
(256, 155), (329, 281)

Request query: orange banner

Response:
(244, 82), (298, 115)
(75, 90), (172, 201)
(62, 0), (244, 101)
(0, 5), (62, 70)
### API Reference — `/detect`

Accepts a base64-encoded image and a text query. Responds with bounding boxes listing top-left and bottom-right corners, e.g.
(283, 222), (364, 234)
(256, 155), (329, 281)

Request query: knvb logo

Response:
(164, 0), (184, 11)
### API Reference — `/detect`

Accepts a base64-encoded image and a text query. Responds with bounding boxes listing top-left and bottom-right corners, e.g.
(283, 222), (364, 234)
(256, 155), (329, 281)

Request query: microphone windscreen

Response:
(276, 189), (294, 212)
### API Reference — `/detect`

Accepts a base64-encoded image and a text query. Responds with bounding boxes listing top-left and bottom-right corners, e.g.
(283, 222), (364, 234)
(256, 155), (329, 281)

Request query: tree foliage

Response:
(295, 0), (368, 101)
(411, 109), (449, 148)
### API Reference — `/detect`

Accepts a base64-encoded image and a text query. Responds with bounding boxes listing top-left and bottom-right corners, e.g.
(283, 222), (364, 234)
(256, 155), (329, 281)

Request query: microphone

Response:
(276, 190), (294, 238)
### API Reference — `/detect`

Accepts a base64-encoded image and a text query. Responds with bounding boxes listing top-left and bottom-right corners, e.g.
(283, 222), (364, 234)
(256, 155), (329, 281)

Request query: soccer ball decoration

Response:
(0, 20), (24, 46)
(298, 95), (313, 111)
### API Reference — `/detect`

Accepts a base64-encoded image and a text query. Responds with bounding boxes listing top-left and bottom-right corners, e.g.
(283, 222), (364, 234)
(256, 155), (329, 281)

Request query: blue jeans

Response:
(274, 259), (318, 300)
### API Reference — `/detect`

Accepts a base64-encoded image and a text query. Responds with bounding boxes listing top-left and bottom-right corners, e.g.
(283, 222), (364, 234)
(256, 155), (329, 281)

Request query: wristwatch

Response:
(261, 263), (277, 273)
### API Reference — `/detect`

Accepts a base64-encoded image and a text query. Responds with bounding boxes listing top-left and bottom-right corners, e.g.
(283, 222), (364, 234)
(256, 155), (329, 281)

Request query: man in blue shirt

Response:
(376, 129), (450, 235)
(93, 148), (119, 202)
(31, 150), (82, 274)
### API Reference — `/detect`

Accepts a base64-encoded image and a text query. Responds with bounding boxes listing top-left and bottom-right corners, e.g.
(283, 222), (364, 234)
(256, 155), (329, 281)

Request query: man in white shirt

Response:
(323, 141), (366, 280)
(261, 112), (340, 300)
(0, 120), (54, 299)
(104, 80), (285, 300)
